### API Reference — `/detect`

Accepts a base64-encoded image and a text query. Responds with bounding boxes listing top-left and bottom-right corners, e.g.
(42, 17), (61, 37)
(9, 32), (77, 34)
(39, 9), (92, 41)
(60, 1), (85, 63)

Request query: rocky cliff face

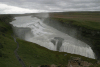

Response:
(38, 57), (100, 67)
(44, 18), (100, 59)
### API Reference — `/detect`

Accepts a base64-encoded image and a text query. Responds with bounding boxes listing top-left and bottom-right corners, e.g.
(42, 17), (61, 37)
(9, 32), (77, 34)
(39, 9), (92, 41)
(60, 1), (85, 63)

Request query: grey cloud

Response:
(0, 0), (100, 14)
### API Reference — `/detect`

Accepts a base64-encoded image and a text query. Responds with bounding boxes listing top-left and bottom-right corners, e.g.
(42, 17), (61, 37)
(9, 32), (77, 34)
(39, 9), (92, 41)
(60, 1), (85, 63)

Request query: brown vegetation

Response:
(49, 12), (100, 22)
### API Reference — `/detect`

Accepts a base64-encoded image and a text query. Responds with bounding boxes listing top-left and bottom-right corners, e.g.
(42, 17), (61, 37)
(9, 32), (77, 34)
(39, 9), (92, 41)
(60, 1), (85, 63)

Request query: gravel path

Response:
(12, 36), (26, 67)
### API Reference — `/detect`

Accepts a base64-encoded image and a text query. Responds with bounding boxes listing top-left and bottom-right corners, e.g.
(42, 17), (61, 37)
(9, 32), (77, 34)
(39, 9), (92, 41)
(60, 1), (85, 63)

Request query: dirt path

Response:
(12, 36), (26, 67)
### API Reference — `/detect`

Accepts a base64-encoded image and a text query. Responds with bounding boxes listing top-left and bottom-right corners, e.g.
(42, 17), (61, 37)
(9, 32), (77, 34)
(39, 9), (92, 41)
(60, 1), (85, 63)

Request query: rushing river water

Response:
(10, 14), (95, 59)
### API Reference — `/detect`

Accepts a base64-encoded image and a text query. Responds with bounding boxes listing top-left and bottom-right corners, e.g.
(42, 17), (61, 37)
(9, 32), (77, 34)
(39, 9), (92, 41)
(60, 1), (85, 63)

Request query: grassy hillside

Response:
(52, 18), (100, 30)
(0, 14), (99, 67)
(50, 12), (100, 30)
(0, 15), (22, 67)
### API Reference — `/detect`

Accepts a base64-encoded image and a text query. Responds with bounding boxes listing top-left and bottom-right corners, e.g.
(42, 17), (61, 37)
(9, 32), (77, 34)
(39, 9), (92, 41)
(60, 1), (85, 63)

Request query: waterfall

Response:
(10, 14), (95, 59)
(60, 40), (95, 58)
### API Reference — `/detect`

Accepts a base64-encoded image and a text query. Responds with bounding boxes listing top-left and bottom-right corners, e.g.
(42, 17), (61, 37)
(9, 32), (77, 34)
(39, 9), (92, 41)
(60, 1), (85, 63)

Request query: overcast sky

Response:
(0, 0), (100, 14)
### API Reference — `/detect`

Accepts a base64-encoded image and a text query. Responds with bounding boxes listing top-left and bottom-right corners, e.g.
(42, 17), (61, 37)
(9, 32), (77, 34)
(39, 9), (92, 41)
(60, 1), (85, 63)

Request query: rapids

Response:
(10, 15), (95, 59)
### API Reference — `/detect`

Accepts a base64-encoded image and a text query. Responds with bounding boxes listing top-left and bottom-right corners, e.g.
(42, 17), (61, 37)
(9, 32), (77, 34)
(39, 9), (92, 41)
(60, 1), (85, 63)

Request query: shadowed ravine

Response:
(10, 14), (95, 59)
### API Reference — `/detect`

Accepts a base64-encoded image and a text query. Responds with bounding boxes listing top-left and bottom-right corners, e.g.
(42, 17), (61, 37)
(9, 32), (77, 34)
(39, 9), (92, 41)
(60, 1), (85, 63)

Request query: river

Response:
(10, 14), (95, 59)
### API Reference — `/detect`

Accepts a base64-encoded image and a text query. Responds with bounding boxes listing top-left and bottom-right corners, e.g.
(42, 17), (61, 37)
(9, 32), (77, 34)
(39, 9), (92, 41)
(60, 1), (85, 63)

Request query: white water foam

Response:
(10, 15), (95, 59)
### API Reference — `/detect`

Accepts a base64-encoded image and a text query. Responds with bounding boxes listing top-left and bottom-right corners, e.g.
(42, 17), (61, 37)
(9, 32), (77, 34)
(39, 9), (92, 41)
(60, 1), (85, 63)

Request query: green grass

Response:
(0, 15), (22, 67)
(53, 18), (100, 30)
(0, 34), (22, 67)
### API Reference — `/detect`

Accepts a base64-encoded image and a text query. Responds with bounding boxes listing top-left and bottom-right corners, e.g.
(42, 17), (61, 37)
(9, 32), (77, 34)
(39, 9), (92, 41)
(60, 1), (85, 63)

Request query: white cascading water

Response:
(10, 14), (95, 59)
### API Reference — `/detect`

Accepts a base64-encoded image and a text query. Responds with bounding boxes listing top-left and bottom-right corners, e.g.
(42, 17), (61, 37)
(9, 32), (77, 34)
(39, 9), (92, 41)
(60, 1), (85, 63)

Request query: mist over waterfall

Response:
(10, 13), (95, 59)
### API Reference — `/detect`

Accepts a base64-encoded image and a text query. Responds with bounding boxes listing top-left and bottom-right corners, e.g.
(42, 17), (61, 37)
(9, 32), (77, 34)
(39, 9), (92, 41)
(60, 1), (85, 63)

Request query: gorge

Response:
(10, 13), (95, 59)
